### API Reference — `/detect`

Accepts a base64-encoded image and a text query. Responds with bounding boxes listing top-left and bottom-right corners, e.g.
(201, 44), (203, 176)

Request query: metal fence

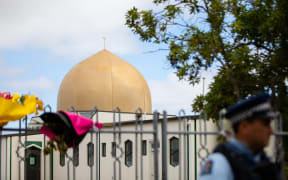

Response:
(0, 107), (287, 180)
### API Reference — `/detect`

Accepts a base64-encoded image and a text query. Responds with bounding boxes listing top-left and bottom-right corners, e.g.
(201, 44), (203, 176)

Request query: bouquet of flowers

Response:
(39, 111), (103, 154)
(0, 92), (44, 127)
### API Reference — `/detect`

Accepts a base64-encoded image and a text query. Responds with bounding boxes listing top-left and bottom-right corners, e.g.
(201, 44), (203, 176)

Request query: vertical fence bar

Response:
(9, 137), (11, 180)
(117, 109), (122, 180)
(183, 118), (187, 180)
(198, 112), (209, 163)
(161, 111), (168, 180)
(178, 115), (182, 180)
(44, 135), (46, 180)
(187, 122), (190, 180)
(24, 116), (28, 180)
(274, 112), (286, 179)
(44, 105), (53, 180)
(135, 109), (141, 180)
(179, 110), (187, 180)
(89, 107), (98, 180)
(113, 107), (122, 180)
(275, 112), (283, 162)
(67, 106), (77, 180)
(140, 115), (144, 180)
(95, 109), (99, 180)
(6, 136), (8, 180)
(50, 148), (53, 180)
(138, 110), (144, 180)
(98, 133), (101, 180)
(89, 107), (99, 180)
(194, 119), (197, 180)
(113, 111), (116, 180)
(73, 152), (76, 180)
(0, 127), (2, 180)
(90, 133), (93, 180)
(18, 119), (22, 180)
(153, 112), (159, 180)
(67, 156), (70, 180)
(66, 154), (74, 180)
(135, 116), (138, 180)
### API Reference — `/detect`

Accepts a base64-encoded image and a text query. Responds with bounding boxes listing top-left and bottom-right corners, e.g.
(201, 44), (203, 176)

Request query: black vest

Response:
(214, 143), (281, 180)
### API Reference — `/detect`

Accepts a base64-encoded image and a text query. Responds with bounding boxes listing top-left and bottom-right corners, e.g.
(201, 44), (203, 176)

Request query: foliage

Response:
(44, 136), (68, 155)
(126, 0), (288, 173)
(126, 0), (264, 98)
(125, 0), (288, 118)
(125, 0), (288, 103)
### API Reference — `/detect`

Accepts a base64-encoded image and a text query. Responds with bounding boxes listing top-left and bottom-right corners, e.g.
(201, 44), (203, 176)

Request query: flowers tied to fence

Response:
(0, 92), (44, 127)
(39, 111), (103, 154)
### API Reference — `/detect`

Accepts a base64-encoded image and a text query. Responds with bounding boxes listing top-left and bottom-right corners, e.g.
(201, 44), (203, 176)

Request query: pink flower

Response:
(0, 92), (12, 100)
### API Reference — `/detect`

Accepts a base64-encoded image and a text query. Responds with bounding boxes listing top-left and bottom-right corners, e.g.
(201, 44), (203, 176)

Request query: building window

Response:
(111, 142), (116, 157)
(27, 154), (37, 167)
(125, 140), (133, 167)
(73, 146), (79, 167)
(60, 152), (65, 167)
(102, 143), (106, 157)
(142, 140), (147, 156)
(87, 143), (94, 166)
(170, 137), (179, 166)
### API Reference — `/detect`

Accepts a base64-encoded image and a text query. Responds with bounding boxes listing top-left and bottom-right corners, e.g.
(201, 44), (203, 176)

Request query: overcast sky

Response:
(0, 0), (216, 128)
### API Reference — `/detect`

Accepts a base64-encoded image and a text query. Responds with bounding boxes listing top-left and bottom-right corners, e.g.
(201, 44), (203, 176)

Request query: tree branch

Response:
(143, 48), (170, 54)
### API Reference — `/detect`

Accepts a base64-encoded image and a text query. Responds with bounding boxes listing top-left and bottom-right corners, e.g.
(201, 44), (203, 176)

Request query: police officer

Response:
(199, 93), (282, 180)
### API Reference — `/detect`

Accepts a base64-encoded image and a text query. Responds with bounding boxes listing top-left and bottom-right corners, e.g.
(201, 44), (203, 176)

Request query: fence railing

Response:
(0, 107), (287, 180)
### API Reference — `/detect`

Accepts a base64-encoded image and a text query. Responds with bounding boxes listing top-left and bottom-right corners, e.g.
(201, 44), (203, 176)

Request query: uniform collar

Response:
(228, 138), (255, 162)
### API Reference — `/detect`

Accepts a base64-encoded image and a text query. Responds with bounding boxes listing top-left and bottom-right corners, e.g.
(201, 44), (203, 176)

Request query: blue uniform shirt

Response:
(199, 138), (261, 180)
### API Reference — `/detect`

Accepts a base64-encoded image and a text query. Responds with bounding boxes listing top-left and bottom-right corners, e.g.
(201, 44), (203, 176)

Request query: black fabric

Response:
(40, 112), (87, 147)
(214, 143), (281, 180)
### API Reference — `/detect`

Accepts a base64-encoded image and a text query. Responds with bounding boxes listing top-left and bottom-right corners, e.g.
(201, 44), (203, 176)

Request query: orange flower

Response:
(35, 98), (44, 115)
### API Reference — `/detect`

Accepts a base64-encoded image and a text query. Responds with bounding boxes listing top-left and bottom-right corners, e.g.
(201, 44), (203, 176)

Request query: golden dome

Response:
(57, 50), (152, 113)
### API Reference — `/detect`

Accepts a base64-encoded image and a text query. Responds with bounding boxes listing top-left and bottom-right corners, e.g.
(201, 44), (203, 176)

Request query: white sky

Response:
(0, 0), (153, 56)
(0, 0), (216, 128)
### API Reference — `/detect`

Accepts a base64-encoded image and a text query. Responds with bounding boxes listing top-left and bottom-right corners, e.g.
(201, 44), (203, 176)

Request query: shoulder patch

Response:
(200, 160), (213, 176)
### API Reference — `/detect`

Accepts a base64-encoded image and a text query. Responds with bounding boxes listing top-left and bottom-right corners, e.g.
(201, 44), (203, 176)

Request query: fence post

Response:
(113, 107), (122, 180)
(24, 116), (28, 180)
(178, 110), (187, 180)
(0, 127), (2, 180)
(44, 135), (46, 180)
(90, 107), (99, 180)
(135, 108), (143, 180)
(135, 111), (139, 180)
(153, 112), (159, 180)
(136, 108), (144, 180)
(161, 111), (167, 180)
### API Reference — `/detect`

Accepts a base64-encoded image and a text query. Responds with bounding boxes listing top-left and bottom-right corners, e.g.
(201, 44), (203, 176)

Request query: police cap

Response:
(225, 93), (276, 124)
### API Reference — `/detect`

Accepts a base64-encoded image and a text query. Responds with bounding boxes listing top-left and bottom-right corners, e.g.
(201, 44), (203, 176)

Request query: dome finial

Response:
(102, 37), (106, 50)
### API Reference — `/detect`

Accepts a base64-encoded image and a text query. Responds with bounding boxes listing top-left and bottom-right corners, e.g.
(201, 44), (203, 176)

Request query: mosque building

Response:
(57, 49), (152, 114)
(1, 49), (274, 180)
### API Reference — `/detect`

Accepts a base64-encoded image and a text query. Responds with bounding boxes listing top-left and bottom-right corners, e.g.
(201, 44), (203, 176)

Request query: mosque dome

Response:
(57, 50), (152, 113)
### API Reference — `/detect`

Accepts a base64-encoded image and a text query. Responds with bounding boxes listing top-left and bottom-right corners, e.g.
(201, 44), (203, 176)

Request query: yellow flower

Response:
(12, 93), (21, 102)
(0, 93), (44, 127)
